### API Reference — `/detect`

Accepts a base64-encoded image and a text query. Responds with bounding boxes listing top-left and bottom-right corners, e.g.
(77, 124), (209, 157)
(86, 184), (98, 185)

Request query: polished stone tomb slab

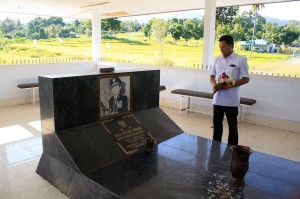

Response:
(36, 69), (300, 199)
(40, 132), (300, 199)
(100, 134), (300, 199)
(36, 69), (184, 198)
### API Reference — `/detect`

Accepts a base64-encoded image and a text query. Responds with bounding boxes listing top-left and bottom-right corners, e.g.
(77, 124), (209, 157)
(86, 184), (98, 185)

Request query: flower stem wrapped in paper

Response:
(210, 72), (235, 98)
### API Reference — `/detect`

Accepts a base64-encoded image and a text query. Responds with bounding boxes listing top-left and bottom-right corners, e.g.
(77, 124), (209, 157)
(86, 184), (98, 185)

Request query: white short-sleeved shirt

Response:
(211, 52), (249, 107)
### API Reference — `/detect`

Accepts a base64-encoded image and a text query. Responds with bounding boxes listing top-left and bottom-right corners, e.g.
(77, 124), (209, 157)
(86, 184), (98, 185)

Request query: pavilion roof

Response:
(0, 0), (294, 20)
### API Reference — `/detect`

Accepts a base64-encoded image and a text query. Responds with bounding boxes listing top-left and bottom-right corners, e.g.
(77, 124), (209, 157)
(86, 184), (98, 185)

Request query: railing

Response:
(0, 57), (298, 78)
(0, 58), (99, 65)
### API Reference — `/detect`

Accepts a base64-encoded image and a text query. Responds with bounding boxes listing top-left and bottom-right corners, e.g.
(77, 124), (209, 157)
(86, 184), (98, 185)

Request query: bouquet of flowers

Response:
(210, 72), (235, 98)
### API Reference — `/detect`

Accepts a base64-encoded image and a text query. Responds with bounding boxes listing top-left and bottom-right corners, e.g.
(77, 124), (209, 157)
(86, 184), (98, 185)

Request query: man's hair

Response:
(219, 35), (234, 48)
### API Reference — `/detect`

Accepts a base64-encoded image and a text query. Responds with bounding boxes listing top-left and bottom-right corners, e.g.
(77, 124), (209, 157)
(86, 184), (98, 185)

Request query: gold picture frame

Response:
(99, 73), (133, 120)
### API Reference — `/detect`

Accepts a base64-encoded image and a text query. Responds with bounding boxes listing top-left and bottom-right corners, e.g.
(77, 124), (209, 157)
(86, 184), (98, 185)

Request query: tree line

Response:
(142, 7), (300, 47)
(0, 17), (122, 40)
(0, 6), (299, 47)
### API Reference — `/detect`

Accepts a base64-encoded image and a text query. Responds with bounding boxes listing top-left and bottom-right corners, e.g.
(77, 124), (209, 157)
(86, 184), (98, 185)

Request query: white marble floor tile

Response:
(11, 157), (40, 177)
(38, 185), (70, 199)
(0, 142), (25, 156)
(4, 149), (37, 166)
(20, 190), (46, 199)
(161, 106), (300, 162)
(0, 156), (8, 168)
(0, 166), (21, 184)
(28, 145), (43, 156)
(19, 137), (42, 148)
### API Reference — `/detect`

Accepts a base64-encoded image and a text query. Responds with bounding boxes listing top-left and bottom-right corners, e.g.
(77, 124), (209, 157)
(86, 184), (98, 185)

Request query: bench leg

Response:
(28, 88), (37, 105)
(27, 90), (31, 104)
(187, 97), (190, 113)
(239, 106), (243, 122)
(32, 88), (35, 105)
(29, 89), (32, 105)
(179, 96), (183, 115)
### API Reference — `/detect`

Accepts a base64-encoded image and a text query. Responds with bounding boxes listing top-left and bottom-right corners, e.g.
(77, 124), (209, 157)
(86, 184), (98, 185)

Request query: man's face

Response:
(111, 84), (121, 95)
(219, 41), (233, 57)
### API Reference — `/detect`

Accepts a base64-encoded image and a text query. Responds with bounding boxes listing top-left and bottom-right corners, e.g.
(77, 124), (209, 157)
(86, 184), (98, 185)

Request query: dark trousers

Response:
(213, 105), (239, 145)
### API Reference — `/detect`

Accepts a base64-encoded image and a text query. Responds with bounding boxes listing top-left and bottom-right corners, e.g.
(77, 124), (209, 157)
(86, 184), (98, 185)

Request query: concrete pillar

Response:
(92, 10), (101, 62)
(202, 0), (216, 70)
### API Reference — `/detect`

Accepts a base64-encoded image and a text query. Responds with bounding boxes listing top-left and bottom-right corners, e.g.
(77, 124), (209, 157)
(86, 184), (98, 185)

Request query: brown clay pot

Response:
(230, 145), (253, 187)
(146, 138), (155, 152)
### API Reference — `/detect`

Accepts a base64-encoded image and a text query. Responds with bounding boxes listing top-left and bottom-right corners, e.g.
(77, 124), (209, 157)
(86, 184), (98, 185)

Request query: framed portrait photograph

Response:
(99, 73), (133, 120)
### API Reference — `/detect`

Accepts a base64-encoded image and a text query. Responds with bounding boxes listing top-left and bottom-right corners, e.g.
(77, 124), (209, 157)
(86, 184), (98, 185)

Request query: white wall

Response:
(158, 67), (300, 122)
(0, 62), (299, 132)
(0, 62), (97, 100)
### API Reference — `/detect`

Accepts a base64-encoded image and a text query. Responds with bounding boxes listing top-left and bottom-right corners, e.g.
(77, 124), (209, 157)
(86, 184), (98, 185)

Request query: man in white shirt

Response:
(210, 35), (249, 145)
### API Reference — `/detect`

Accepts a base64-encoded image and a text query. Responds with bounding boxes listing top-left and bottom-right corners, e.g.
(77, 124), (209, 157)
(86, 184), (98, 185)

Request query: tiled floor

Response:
(162, 106), (300, 163)
(0, 103), (299, 198)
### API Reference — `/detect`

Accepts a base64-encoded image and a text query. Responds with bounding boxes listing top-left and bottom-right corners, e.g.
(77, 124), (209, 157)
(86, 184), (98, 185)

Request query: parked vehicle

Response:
(253, 47), (264, 53)
(291, 44), (300, 48)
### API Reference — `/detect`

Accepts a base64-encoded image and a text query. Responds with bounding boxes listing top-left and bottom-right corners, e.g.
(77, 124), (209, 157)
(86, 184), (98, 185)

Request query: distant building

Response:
(289, 44), (300, 51)
(240, 39), (268, 52)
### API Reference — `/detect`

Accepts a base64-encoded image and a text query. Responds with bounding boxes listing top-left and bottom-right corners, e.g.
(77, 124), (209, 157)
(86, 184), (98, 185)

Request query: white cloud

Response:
(120, 2), (300, 23)
(1, 1), (300, 23)
(240, 1), (300, 21)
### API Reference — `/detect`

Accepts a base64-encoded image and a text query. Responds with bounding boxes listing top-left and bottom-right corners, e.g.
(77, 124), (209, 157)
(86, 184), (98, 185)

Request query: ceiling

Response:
(0, 0), (296, 20)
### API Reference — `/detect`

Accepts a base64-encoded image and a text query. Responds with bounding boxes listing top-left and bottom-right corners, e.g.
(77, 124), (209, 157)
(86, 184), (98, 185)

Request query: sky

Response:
(119, 1), (300, 23)
(0, 1), (300, 23)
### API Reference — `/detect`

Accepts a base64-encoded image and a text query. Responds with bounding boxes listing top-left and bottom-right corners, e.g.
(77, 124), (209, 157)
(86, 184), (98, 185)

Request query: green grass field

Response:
(1, 32), (299, 77)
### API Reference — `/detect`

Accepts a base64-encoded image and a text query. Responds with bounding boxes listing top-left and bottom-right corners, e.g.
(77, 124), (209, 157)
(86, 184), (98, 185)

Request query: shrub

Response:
(155, 58), (175, 66)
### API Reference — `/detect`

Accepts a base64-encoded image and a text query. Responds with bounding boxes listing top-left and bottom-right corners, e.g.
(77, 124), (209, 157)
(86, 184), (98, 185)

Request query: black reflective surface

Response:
(39, 70), (160, 132)
(54, 108), (183, 174)
(86, 133), (300, 199)
(37, 69), (300, 199)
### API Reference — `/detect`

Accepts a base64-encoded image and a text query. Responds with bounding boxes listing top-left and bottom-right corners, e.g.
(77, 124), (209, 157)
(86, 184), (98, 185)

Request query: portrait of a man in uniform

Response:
(109, 77), (128, 114)
(99, 74), (132, 120)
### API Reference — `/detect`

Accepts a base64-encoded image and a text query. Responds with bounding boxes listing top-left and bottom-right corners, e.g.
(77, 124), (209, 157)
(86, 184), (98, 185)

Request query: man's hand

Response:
(213, 84), (219, 92)
(218, 83), (232, 90)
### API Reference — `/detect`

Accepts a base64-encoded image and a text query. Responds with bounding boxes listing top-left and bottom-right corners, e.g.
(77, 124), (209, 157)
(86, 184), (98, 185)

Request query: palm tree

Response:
(249, 4), (265, 57)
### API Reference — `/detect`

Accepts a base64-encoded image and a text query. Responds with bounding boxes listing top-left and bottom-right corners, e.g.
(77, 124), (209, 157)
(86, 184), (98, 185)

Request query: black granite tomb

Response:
(36, 69), (300, 199)
(36, 69), (184, 198)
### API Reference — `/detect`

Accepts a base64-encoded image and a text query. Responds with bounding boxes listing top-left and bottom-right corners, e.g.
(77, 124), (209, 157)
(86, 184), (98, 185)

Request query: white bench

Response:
(160, 85), (166, 91)
(171, 89), (256, 119)
(17, 83), (39, 105)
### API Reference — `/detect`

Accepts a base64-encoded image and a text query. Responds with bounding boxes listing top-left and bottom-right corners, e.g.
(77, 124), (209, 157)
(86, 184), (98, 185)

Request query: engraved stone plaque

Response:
(102, 115), (156, 155)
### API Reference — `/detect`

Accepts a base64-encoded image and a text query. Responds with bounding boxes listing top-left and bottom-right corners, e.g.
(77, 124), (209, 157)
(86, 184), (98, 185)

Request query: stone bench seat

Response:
(17, 83), (39, 105)
(171, 89), (256, 116)
(17, 83), (39, 89)
(159, 85), (166, 91)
